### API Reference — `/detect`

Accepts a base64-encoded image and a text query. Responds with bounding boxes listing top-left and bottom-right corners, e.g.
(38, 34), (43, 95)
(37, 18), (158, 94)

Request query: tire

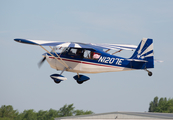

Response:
(77, 81), (83, 84)
(54, 80), (61, 84)
(148, 72), (152, 76)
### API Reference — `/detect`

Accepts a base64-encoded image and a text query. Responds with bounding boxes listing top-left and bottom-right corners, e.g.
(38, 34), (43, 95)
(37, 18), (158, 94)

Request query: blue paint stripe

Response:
(68, 43), (75, 47)
(142, 50), (153, 57)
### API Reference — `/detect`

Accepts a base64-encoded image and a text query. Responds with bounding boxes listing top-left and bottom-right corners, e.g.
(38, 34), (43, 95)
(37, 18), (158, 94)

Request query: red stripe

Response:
(49, 57), (55, 59)
(82, 61), (121, 69)
(62, 58), (81, 63)
(49, 57), (121, 69)
(49, 57), (81, 63)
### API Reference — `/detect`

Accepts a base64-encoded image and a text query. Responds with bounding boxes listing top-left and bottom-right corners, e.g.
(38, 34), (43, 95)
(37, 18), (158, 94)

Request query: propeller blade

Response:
(38, 49), (54, 68)
(38, 57), (46, 68)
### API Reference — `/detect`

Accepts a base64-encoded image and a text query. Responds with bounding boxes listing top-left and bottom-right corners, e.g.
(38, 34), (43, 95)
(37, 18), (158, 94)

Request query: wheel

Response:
(54, 80), (61, 84)
(77, 80), (83, 84)
(148, 72), (152, 76)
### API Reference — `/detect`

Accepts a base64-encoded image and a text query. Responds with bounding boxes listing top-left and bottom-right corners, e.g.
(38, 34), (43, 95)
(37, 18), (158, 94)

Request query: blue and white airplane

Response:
(14, 38), (154, 84)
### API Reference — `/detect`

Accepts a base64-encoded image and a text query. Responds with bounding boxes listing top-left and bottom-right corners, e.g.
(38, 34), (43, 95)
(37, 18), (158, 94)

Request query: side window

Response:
(68, 48), (84, 58)
(92, 52), (101, 59)
(68, 48), (77, 56)
(84, 50), (91, 59)
(84, 50), (101, 60)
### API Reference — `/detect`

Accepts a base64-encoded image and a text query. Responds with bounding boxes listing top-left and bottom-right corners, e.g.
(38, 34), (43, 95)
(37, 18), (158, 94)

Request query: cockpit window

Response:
(61, 48), (101, 60)
(61, 47), (70, 55)
(83, 50), (101, 60)
(68, 48), (84, 58)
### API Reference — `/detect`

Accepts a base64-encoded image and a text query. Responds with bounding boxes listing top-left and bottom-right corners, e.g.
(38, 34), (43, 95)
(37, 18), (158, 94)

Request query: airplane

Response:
(14, 38), (154, 84)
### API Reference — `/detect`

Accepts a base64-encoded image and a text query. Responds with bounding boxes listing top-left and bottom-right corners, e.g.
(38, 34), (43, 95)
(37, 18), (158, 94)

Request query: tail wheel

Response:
(148, 72), (152, 76)
(145, 69), (153, 76)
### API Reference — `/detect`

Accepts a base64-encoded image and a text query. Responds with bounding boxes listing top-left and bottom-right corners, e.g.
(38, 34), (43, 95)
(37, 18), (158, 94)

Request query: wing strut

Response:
(105, 49), (110, 53)
(112, 49), (123, 55)
(49, 46), (69, 68)
(39, 45), (69, 68)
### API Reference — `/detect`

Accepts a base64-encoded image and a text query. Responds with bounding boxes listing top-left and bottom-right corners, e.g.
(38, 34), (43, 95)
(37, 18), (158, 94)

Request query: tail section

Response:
(130, 38), (154, 69)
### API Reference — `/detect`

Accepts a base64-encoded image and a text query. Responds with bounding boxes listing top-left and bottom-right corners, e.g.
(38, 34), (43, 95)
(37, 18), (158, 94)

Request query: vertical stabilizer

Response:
(130, 38), (154, 68)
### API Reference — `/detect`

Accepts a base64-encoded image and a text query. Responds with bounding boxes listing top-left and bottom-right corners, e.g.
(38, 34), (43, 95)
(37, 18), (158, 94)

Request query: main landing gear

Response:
(145, 69), (153, 76)
(50, 74), (67, 84)
(50, 68), (90, 84)
(73, 73), (90, 84)
(50, 68), (67, 84)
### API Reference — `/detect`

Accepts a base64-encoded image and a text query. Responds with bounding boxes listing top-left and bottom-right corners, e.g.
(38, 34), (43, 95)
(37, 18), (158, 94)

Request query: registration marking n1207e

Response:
(98, 56), (124, 65)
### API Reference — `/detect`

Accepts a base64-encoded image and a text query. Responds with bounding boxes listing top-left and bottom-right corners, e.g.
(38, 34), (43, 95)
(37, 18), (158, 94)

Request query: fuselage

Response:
(45, 47), (135, 74)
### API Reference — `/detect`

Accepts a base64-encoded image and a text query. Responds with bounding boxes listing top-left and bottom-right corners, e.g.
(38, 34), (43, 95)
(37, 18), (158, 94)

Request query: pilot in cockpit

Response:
(76, 49), (83, 58)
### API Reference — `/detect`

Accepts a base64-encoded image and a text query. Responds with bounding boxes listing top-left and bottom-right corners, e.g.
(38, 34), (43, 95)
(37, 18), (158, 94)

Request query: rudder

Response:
(130, 38), (154, 69)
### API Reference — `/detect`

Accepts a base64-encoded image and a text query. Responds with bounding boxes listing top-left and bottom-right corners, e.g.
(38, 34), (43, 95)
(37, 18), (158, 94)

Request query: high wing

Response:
(14, 38), (137, 51)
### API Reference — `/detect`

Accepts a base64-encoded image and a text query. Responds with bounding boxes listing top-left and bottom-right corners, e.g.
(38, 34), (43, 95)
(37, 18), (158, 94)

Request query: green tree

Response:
(149, 97), (173, 113)
(57, 104), (94, 117)
(149, 101), (154, 112)
(47, 109), (59, 120)
(57, 104), (74, 117)
(0, 117), (12, 120)
(166, 98), (173, 113)
(0, 104), (94, 120)
(37, 110), (48, 120)
(74, 110), (93, 116)
(14, 113), (24, 120)
(0, 105), (18, 119)
(155, 97), (167, 112)
(149, 96), (159, 112)
(22, 109), (37, 120)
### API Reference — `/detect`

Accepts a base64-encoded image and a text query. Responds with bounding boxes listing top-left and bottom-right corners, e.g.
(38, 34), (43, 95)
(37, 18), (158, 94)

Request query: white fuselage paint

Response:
(46, 54), (133, 74)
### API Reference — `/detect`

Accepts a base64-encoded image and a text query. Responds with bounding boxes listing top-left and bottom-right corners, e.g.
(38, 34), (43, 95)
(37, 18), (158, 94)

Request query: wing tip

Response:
(14, 38), (38, 45)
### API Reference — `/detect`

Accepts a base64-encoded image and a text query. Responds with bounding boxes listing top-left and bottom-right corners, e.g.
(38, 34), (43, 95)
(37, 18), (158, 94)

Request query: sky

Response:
(0, 0), (173, 113)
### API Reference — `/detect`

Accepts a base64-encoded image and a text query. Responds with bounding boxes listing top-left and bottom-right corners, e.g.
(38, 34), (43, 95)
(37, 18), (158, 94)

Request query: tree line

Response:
(0, 104), (93, 120)
(1, 96), (173, 120)
(149, 96), (173, 113)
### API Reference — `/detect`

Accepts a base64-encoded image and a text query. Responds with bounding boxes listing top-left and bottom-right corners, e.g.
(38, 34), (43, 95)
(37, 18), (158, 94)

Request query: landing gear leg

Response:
(76, 73), (83, 84)
(77, 73), (80, 78)
(145, 69), (152, 76)
(60, 67), (67, 75)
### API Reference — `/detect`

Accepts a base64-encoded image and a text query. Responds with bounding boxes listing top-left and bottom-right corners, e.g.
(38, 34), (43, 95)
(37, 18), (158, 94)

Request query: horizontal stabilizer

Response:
(127, 59), (147, 62)
(154, 59), (163, 63)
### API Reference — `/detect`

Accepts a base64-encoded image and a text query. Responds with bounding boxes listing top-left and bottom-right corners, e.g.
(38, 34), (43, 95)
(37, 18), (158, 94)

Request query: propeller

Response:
(38, 57), (46, 68)
(38, 47), (58, 68)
